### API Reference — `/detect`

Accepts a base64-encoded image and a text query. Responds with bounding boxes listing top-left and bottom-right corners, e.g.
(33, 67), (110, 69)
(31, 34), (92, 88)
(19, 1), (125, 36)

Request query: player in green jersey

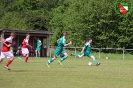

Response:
(46, 32), (72, 68)
(71, 38), (100, 66)
(35, 37), (42, 57)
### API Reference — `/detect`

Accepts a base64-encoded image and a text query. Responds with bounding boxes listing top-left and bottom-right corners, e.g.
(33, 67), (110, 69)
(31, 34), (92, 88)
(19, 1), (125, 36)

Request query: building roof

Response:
(0, 29), (54, 35)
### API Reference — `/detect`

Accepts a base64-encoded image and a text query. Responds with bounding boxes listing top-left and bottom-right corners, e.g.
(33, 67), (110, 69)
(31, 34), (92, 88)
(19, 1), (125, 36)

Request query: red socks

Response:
(25, 56), (28, 63)
(20, 51), (24, 56)
(5, 60), (13, 66)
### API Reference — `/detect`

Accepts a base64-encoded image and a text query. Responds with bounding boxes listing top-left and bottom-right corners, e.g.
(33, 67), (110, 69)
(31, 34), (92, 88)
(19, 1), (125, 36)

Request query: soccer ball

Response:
(88, 62), (92, 66)
(106, 57), (108, 60)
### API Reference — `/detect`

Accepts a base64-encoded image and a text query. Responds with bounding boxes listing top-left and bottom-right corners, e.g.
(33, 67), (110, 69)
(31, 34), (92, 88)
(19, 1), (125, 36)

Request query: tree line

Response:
(0, 0), (133, 48)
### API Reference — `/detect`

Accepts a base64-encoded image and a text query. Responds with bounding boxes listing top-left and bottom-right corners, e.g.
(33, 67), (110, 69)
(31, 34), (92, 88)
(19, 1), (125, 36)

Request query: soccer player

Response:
(71, 38), (100, 66)
(46, 32), (72, 68)
(0, 32), (16, 70)
(22, 34), (32, 63)
(35, 37), (42, 57)
(16, 45), (22, 59)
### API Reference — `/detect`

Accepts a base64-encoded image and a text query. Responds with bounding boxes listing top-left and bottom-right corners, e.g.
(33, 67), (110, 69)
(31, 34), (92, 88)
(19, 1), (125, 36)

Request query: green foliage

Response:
(0, 0), (51, 30)
(0, 12), (28, 29)
(49, 0), (133, 48)
(0, 0), (133, 48)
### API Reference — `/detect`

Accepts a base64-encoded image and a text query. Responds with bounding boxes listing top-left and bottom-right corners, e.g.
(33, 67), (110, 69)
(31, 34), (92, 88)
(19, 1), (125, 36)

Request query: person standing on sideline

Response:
(0, 32), (16, 70)
(35, 37), (42, 58)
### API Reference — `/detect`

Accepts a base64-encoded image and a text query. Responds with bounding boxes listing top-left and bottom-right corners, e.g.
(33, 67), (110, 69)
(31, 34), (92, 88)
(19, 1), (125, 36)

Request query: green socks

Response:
(60, 56), (67, 62)
(93, 59), (98, 65)
(19, 55), (22, 58)
(47, 58), (54, 65)
(73, 54), (78, 57)
(47, 56), (67, 65)
(18, 54), (22, 58)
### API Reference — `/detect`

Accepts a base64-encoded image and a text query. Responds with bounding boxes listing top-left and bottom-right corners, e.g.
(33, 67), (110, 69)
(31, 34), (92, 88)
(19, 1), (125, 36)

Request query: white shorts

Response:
(22, 48), (29, 55)
(0, 52), (14, 59)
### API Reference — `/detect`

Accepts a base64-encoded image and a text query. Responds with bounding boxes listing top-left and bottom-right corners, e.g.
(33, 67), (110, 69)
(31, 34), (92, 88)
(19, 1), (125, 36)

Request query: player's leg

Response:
(37, 47), (41, 57)
(0, 58), (4, 62)
(58, 50), (69, 66)
(19, 51), (22, 58)
(0, 52), (5, 62)
(5, 52), (14, 70)
(90, 55), (100, 66)
(24, 48), (29, 63)
(71, 53), (78, 57)
(71, 53), (84, 58)
(17, 52), (19, 58)
(47, 56), (57, 64)
(35, 48), (38, 57)
(38, 51), (40, 57)
(59, 52), (68, 62)
(18, 51), (22, 59)
(24, 54), (29, 63)
(46, 56), (57, 68)
(46, 49), (60, 67)
(58, 52), (68, 66)
(21, 48), (25, 57)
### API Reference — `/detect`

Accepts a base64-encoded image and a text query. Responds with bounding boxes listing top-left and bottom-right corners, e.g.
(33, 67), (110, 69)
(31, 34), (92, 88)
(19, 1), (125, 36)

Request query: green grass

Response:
(0, 54), (133, 88)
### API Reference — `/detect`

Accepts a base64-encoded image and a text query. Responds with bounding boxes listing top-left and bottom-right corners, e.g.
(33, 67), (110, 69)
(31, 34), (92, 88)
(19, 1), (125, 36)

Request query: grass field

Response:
(0, 54), (133, 88)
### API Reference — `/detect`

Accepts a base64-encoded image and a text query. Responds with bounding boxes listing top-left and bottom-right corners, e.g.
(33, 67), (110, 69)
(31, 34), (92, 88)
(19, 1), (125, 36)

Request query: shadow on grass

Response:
(11, 70), (28, 72)
(62, 66), (77, 68)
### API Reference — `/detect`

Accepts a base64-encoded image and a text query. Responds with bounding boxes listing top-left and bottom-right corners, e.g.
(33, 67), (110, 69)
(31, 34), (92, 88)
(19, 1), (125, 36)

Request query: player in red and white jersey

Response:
(0, 32), (16, 70)
(22, 34), (32, 63)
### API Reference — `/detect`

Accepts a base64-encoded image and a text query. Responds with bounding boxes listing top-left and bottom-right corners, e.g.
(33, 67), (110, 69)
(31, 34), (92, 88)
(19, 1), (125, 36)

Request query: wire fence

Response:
(49, 46), (133, 60)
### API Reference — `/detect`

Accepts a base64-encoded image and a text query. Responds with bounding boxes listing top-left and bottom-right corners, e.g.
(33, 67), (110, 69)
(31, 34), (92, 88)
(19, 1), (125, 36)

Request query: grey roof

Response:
(0, 29), (54, 35)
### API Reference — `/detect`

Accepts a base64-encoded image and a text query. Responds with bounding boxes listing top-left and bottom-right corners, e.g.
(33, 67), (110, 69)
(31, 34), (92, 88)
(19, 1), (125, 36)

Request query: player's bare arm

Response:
(64, 41), (72, 47)
(57, 40), (59, 43)
(16, 50), (19, 54)
(0, 39), (10, 47)
(38, 43), (42, 48)
(27, 44), (32, 48)
(11, 41), (16, 46)
(3, 42), (11, 47)
(81, 47), (85, 53)
(0, 39), (5, 42)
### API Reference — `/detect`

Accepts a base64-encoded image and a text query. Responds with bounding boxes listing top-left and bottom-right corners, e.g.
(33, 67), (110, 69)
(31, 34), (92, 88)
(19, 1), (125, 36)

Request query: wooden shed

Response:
(0, 29), (54, 57)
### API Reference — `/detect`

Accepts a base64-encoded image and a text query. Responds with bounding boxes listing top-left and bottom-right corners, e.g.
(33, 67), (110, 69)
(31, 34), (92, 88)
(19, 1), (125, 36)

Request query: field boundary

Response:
(49, 46), (133, 60)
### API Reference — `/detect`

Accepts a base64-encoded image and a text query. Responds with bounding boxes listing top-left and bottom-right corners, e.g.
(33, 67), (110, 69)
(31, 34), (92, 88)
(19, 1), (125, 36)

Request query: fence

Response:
(49, 46), (133, 60)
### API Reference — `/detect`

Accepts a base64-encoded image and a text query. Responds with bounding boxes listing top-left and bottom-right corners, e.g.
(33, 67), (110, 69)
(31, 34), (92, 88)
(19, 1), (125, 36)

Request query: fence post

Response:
(99, 49), (101, 59)
(50, 48), (51, 58)
(123, 49), (124, 60)
(74, 47), (76, 58)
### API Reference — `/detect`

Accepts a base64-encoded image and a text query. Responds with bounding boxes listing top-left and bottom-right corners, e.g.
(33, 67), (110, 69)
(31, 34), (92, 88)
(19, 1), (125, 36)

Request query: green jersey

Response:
(84, 42), (91, 53)
(57, 37), (66, 49)
(37, 40), (41, 48)
(54, 37), (66, 56)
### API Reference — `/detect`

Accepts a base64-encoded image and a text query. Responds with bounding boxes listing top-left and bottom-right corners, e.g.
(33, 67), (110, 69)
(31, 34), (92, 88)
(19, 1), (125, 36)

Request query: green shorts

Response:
(81, 52), (92, 57)
(54, 49), (66, 57)
(36, 47), (41, 51)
